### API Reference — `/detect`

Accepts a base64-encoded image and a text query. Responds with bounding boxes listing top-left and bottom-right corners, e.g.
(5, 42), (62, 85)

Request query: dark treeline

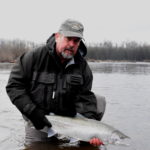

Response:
(0, 39), (37, 62)
(0, 39), (150, 62)
(86, 41), (150, 61)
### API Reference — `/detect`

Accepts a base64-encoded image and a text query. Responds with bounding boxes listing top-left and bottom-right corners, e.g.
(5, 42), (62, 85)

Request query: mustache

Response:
(65, 47), (74, 51)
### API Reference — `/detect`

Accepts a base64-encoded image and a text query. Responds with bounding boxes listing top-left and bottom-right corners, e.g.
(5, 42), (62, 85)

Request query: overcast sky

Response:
(0, 0), (150, 45)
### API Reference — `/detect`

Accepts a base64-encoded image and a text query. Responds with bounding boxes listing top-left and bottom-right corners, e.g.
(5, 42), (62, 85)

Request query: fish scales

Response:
(46, 115), (129, 145)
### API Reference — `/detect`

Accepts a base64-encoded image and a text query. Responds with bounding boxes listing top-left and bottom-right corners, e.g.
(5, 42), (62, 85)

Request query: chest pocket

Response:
(30, 72), (56, 110)
(65, 74), (83, 92)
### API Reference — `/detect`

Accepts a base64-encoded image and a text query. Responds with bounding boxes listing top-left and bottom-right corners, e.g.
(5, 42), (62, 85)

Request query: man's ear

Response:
(55, 33), (60, 42)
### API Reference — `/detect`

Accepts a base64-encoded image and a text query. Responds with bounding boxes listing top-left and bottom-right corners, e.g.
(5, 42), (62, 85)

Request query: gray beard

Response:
(61, 51), (73, 59)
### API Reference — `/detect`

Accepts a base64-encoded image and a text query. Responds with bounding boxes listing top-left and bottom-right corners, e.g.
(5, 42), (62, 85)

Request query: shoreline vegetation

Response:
(0, 39), (150, 63)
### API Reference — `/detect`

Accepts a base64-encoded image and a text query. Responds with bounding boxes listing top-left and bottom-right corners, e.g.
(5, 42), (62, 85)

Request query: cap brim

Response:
(59, 31), (83, 39)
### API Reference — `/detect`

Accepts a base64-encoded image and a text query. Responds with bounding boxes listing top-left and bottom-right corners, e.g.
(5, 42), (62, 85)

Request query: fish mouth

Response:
(110, 130), (131, 146)
(113, 130), (130, 139)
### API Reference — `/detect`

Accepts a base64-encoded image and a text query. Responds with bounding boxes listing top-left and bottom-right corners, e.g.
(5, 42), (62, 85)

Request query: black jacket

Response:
(6, 34), (101, 120)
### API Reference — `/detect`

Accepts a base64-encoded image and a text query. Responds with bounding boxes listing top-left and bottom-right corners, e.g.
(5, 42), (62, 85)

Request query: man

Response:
(6, 19), (106, 146)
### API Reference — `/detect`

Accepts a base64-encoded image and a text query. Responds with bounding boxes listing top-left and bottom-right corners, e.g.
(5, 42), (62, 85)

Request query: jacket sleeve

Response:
(6, 50), (36, 116)
(75, 61), (101, 120)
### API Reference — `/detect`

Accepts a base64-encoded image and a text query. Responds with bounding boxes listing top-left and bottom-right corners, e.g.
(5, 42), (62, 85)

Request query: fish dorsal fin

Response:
(75, 113), (86, 119)
(47, 128), (57, 137)
(69, 137), (79, 143)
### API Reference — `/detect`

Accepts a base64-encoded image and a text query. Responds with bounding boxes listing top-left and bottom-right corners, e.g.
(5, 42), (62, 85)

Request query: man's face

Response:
(55, 33), (81, 60)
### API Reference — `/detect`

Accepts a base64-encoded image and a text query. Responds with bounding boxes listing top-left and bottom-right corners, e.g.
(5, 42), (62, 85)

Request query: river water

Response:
(0, 62), (150, 150)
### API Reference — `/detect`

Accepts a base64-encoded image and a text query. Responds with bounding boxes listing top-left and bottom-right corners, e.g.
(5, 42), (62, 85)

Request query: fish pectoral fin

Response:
(69, 137), (80, 144)
(47, 128), (57, 138)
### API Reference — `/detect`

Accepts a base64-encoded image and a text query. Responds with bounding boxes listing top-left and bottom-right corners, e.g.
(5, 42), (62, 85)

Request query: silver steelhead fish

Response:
(46, 114), (130, 146)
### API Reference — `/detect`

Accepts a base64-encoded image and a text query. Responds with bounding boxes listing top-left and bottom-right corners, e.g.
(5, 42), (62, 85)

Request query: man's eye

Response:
(74, 39), (81, 43)
(67, 37), (72, 41)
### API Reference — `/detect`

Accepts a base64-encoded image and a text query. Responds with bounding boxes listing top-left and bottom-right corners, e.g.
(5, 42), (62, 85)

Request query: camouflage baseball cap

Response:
(58, 19), (84, 39)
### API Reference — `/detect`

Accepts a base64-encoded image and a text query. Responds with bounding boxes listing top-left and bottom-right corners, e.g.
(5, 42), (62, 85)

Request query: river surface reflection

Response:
(0, 62), (150, 150)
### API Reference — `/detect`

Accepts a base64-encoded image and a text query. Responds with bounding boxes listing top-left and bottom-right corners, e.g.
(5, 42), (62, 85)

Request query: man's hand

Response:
(89, 138), (104, 146)
(28, 108), (52, 130)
